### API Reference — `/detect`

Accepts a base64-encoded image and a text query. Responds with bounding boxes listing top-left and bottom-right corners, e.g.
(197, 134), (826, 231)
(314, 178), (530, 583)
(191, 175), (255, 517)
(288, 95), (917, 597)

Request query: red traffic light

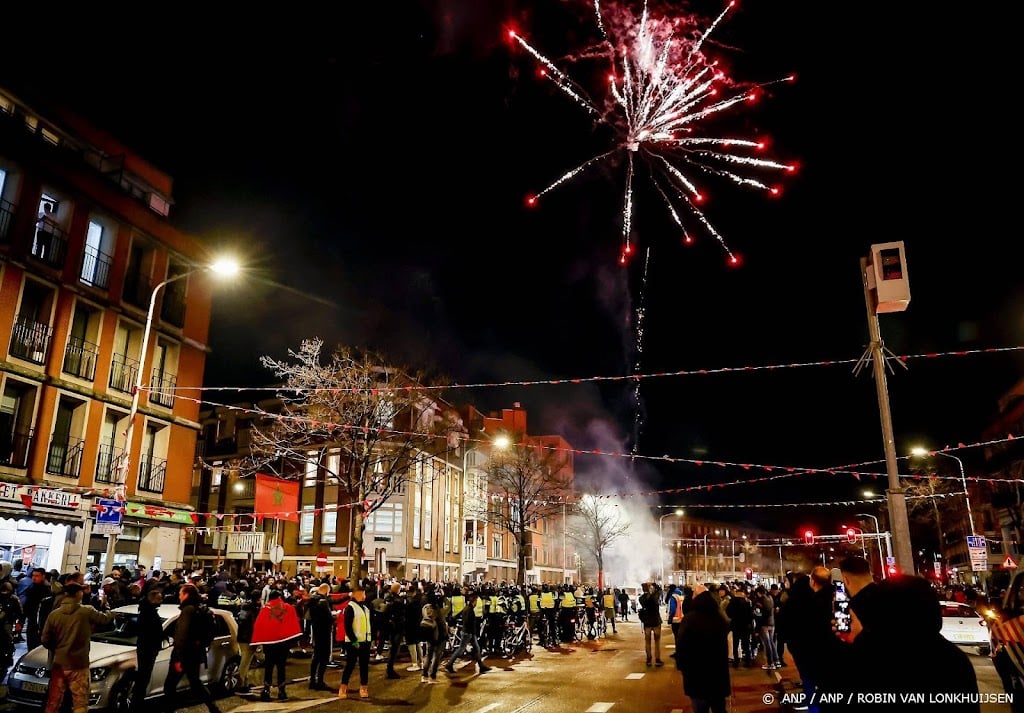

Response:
(846, 528), (858, 544)
(803, 530), (815, 545)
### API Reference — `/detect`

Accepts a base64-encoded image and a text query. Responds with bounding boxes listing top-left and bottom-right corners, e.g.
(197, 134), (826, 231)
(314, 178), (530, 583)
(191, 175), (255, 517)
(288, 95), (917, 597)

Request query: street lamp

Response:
(856, 512), (886, 579)
(910, 446), (976, 536)
(108, 257), (239, 570)
(659, 509), (684, 585)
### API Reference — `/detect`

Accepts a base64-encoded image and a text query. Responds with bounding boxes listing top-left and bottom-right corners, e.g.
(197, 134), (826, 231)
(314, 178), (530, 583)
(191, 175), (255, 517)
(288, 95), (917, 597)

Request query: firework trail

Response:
(511, 0), (796, 265)
(630, 246), (651, 469)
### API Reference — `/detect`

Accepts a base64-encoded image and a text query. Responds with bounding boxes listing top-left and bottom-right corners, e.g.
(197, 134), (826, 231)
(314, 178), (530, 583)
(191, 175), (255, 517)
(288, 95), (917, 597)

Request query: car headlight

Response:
(90, 667), (110, 682)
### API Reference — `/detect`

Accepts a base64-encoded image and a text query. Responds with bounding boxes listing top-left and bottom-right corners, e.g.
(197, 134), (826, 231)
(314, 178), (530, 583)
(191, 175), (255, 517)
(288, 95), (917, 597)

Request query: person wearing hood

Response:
(251, 589), (302, 701)
(41, 583), (116, 713)
(674, 585), (731, 713)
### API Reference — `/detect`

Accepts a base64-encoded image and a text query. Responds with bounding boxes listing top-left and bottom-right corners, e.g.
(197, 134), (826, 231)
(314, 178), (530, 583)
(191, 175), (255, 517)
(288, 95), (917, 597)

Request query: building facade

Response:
(0, 86), (218, 575)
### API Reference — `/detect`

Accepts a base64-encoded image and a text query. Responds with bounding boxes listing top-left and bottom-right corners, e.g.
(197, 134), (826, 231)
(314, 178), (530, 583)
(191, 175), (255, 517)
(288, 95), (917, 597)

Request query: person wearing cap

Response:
(41, 582), (116, 713)
(338, 584), (373, 700)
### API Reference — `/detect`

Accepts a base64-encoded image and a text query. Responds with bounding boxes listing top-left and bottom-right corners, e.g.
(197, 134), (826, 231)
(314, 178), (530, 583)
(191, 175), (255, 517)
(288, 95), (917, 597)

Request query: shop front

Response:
(87, 500), (192, 574)
(0, 482), (89, 573)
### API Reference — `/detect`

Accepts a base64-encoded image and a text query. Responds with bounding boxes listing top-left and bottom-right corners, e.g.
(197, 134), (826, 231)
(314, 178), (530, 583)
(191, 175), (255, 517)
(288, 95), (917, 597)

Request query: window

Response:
(423, 464), (433, 550)
(451, 469), (460, 554)
(81, 218), (114, 288)
(444, 468), (452, 553)
(303, 452), (318, 487)
(492, 533), (502, 559)
(412, 462), (422, 548)
(325, 449), (340, 485)
(366, 503), (402, 534)
(321, 508), (337, 544)
(0, 379), (37, 467)
(299, 505), (315, 545)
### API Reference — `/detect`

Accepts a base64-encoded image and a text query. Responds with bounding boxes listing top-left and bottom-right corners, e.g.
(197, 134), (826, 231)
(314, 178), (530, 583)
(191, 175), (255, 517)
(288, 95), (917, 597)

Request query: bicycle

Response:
(502, 616), (532, 657)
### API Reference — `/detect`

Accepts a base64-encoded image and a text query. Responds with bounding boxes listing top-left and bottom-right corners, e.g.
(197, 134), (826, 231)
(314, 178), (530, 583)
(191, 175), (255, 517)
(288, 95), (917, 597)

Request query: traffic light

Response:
(846, 528), (857, 544)
(745, 568), (753, 581)
(887, 564), (899, 577)
(804, 530), (815, 545)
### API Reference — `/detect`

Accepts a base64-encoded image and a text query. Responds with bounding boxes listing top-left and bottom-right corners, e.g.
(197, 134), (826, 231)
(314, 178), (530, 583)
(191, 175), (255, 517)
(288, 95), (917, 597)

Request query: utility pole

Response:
(858, 248), (914, 574)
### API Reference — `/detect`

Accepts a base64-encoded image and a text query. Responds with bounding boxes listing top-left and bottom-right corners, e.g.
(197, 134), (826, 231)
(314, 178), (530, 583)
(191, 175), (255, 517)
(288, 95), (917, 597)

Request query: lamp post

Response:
(856, 512), (886, 579)
(107, 258), (239, 572)
(910, 447), (976, 536)
(659, 509), (684, 585)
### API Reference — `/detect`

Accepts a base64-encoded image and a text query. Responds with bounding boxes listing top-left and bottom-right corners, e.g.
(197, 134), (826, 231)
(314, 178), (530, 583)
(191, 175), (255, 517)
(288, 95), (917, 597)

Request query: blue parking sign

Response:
(95, 498), (123, 533)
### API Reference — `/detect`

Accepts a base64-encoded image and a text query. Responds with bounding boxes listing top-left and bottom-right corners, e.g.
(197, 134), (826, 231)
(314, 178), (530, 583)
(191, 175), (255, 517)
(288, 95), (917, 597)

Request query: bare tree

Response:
(244, 339), (460, 577)
(468, 435), (572, 584)
(567, 494), (630, 590)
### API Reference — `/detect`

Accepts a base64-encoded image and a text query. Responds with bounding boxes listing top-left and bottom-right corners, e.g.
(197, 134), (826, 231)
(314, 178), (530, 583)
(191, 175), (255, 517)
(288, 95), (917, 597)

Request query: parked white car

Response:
(7, 603), (241, 712)
(939, 601), (990, 655)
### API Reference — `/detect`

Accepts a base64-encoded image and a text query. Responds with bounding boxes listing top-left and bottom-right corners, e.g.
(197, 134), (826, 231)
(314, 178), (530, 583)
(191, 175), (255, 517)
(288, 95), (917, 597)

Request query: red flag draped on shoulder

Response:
(254, 473), (300, 522)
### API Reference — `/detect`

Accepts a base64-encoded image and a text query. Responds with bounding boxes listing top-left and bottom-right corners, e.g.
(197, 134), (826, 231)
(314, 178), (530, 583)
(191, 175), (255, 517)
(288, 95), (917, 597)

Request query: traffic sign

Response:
(94, 498), (123, 535)
(967, 535), (987, 573)
(316, 552), (329, 570)
(1003, 555), (1018, 570)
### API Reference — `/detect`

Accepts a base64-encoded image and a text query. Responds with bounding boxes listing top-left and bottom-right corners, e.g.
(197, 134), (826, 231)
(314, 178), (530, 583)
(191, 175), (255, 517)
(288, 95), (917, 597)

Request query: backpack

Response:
(192, 604), (217, 651)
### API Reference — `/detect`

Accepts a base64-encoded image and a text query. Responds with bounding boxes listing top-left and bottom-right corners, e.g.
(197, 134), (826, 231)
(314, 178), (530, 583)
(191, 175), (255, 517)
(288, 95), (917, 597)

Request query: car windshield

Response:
(941, 604), (977, 618)
(91, 612), (167, 645)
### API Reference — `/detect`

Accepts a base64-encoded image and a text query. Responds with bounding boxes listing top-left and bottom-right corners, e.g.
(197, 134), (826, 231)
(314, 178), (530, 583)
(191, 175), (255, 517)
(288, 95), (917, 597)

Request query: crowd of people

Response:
(0, 556), (991, 712)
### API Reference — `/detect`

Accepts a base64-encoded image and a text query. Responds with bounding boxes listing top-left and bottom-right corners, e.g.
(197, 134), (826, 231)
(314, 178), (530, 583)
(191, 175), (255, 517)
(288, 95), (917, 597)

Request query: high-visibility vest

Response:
(670, 593), (684, 623)
(474, 597), (485, 617)
(451, 595), (466, 617)
(603, 593), (615, 609)
(348, 600), (372, 642)
(489, 595), (503, 614)
(516, 594), (527, 613)
(584, 594), (595, 609)
(529, 593), (540, 612)
(561, 591), (577, 609)
(540, 592), (555, 609)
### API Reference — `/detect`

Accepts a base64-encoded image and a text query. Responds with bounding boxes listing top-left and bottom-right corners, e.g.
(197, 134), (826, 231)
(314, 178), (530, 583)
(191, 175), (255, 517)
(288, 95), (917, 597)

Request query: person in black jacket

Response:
(675, 586), (730, 713)
(444, 591), (491, 674)
(307, 584), (335, 690)
(130, 586), (164, 712)
(638, 582), (664, 667)
(724, 585), (754, 667)
(161, 584), (220, 713)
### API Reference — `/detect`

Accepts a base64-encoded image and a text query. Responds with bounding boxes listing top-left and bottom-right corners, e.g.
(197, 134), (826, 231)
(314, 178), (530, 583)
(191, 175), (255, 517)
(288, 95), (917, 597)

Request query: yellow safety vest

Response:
(489, 595), (503, 614)
(603, 594), (615, 609)
(349, 600), (372, 642)
(451, 595), (466, 616)
(529, 593), (540, 611)
(517, 594), (527, 613)
(474, 597), (485, 617)
(540, 592), (555, 609)
(561, 591), (576, 609)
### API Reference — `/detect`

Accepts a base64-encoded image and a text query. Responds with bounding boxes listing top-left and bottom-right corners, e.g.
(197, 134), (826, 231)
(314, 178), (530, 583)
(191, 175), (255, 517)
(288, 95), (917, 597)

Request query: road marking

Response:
(476, 704), (501, 713)
(625, 673), (645, 680)
(585, 704), (614, 713)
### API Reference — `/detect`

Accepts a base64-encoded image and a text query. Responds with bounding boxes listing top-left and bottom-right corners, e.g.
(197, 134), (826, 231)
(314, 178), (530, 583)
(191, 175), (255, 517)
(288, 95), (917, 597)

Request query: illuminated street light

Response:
(659, 508), (684, 585)
(910, 446), (976, 536)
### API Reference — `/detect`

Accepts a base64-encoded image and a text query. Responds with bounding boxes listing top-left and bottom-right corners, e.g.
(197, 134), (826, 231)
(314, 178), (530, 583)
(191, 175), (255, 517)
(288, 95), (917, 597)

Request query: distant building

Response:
(0, 86), (219, 573)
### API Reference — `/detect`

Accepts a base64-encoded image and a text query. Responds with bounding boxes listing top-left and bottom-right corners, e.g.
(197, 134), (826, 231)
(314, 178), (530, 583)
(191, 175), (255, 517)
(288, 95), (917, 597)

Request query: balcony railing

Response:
(80, 245), (113, 289)
(0, 199), (15, 242)
(62, 336), (98, 380)
(138, 455), (166, 493)
(95, 442), (120, 484)
(109, 354), (138, 394)
(0, 428), (33, 468)
(149, 369), (176, 408)
(46, 437), (84, 478)
(9, 314), (52, 364)
(30, 223), (68, 269)
(225, 531), (268, 558)
(463, 544), (487, 564)
(122, 271), (152, 310)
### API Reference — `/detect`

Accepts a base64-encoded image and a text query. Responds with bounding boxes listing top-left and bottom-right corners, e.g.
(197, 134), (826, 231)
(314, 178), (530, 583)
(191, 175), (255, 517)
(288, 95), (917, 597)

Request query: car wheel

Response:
(979, 645), (991, 656)
(109, 673), (135, 713)
(218, 658), (241, 694)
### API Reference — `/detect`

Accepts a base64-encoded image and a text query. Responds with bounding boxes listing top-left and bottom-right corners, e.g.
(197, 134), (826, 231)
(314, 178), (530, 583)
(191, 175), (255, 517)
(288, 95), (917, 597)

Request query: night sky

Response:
(2, 1), (1020, 534)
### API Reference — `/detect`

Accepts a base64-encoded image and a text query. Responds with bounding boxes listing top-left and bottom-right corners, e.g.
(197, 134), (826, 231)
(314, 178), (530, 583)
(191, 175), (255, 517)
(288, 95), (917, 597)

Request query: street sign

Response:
(269, 545), (285, 564)
(967, 535), (987, 573)
(1003, 555), (1018, 570)
(94, 498), (123, 536)
(316, 552), (329, 570)
(886, 556), (895, 566)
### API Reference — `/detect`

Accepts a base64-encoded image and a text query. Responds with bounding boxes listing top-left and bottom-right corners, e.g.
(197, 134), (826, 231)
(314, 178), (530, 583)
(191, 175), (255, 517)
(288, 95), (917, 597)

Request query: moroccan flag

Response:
(254, 473), (300, 522)
(251, 598), (302, 645)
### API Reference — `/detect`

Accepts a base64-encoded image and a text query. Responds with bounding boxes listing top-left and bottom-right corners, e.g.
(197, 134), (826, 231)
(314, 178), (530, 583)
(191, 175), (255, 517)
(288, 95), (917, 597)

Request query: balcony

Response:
(63, 337), (98, 380)
(463, 544), (487, 564)
(225, 531), (268, 558)
(80, 245), (113, 289)
(0, 199), (15, 242)
(0, 428), (33, 468)
(95, 442), (120, 484)
(109, 354), (138, 394)
(9, 314), (52, 364)
(29, 223), (69, 269)
(138, 455), (166, 493)
(149, 369), (176, 408)
(46, 437), (84, 478)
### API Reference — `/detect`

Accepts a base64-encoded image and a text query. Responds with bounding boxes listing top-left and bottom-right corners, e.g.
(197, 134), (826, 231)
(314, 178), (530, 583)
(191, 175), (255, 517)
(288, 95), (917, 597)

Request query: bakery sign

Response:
(0, 483), (82, 510)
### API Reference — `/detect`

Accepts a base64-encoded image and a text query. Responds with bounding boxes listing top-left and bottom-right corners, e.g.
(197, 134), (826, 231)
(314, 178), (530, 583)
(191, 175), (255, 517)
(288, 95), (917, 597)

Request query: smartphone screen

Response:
(833, 581), (851, 633)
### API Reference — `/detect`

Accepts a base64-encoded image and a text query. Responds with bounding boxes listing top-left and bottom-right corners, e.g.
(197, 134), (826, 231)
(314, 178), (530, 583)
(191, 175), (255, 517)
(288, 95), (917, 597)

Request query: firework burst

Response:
(511, 0), (796, 266)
